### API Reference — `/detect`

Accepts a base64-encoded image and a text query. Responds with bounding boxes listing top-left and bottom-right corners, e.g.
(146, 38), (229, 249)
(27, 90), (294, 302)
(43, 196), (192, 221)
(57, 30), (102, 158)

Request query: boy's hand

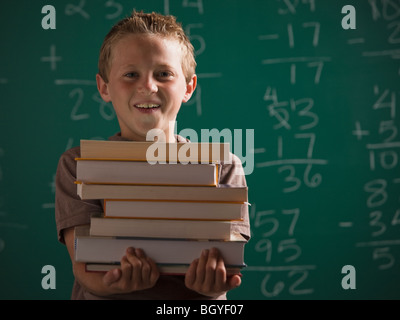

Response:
(103, 247), (159, 294)
(184, 247), (241, 297)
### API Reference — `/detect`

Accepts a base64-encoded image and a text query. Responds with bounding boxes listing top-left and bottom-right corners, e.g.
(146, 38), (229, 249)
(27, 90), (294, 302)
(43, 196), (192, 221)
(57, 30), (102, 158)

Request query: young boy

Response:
(55, 11), (250, 300)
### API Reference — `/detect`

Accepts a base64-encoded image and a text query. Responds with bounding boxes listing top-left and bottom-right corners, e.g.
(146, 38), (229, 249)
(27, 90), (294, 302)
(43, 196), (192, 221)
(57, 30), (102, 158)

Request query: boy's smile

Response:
(96, 34), (196, 142)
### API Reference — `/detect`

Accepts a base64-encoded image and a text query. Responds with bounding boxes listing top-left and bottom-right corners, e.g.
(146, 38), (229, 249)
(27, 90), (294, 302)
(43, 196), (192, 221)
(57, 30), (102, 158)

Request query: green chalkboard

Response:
(1, 0), (399, 300)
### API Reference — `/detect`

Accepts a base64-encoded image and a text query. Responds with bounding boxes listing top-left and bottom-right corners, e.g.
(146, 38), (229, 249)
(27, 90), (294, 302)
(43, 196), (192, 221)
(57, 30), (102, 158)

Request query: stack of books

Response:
(74, 139), (248, 275)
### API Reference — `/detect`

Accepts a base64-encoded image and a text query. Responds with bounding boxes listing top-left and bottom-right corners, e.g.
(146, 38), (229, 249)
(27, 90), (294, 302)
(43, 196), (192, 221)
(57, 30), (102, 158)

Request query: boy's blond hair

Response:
(98, 10), (196, 83)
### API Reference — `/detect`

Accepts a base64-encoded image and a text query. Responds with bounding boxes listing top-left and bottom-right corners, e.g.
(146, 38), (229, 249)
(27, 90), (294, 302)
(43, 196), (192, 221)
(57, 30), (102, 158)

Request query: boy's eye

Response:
(157, 71), (173, 79)
(124, 72), (139, 78)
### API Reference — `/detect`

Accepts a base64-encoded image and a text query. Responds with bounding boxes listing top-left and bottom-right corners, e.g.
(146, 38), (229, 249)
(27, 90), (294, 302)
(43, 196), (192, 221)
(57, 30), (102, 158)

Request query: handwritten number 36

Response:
(278, 164), (322, 193)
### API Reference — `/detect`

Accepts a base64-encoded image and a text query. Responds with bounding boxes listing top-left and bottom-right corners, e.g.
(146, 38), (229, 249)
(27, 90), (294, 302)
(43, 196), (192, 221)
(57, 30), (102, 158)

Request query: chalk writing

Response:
(256, 87), (326, 193)
(278, 0), (316, 15)
(369, 0), (400, 21)
(65, 0), (90, 19)
(259, 20), (327, 84)
(247, 3), (330, 298)
(354, 83), (400, 272)
(54, 82), (116, 122)
(182, 0), (204, 15)
(41, 45), (62, 71)
(24, 0), (400, 300)
(248, 204), (315, 297)
(104, 0), (123, 20)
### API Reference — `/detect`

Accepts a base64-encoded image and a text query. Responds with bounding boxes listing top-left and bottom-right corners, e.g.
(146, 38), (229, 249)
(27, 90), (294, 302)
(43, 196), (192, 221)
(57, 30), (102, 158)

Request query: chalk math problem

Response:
(0, 0), (399, 299)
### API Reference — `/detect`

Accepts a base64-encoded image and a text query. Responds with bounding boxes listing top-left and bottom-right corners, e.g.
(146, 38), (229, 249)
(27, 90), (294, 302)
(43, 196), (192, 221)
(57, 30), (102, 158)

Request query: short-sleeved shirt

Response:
(55, 132), (250, 300)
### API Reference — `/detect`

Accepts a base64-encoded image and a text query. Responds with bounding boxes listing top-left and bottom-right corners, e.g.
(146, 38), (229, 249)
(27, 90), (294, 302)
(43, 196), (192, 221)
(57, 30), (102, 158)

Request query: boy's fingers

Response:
(204, 248), (218, 285)
(147, 257), (160, 284)
(134, 248), (145, 258)
(125, 247), (144, 284)
(195, 249), (208, 283)
(103, 268), (121, 286)
(136, 249), (151, 281)
(228, 275), (242, 290)
(215, 255), (227, 286)
(185, 258), (199, 287)
(126, 247), (159, 286)
(120, 255), (133, 283)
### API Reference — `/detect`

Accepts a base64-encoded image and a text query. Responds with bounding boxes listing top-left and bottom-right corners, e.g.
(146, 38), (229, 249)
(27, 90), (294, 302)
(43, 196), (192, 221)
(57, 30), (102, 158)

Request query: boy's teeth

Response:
(136, 104), (160, 108)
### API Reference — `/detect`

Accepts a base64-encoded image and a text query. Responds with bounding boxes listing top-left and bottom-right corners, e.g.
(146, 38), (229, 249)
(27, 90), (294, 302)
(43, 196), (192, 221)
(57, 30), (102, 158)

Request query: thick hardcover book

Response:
(74, 225), (246, 267)
(85, 263), (244, 275)
(76, 160), (218, 186)
(77, 183), (248, 202)
(89, 216), (239, 240)
(80, 139), (230, 163)
(103, 199), (245, 220)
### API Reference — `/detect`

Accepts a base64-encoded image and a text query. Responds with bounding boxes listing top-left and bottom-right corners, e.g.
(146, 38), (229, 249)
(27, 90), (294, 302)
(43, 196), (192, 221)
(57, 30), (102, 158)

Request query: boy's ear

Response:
(182, 74), (197, 103)
(96, 73), (111, 102)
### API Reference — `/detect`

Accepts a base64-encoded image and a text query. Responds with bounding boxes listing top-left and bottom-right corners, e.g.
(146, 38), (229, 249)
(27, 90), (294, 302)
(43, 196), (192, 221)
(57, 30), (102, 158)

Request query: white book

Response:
(104, 199), (245, 220)
(74, 225), (246, 267)
(89, 216), (238, 240)
(76, 160), (218, 186)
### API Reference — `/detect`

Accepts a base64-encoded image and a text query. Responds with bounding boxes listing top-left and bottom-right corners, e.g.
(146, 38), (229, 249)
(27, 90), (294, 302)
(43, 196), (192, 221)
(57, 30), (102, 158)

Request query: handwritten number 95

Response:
(255, 238), (301, 264)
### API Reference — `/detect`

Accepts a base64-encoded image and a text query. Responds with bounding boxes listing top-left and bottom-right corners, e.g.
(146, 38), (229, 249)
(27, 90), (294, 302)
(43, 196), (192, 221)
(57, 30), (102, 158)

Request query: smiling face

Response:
(96, 33), (197, 142)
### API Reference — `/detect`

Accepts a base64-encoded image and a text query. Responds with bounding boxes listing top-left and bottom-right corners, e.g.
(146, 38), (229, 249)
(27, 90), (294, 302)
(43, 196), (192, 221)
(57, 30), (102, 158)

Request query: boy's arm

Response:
(63, 227), (160, 296)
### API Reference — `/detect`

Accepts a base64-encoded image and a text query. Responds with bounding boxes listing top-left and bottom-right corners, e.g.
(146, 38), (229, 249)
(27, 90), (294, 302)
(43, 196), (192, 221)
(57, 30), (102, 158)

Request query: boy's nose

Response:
(137, 77), (158, 95)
